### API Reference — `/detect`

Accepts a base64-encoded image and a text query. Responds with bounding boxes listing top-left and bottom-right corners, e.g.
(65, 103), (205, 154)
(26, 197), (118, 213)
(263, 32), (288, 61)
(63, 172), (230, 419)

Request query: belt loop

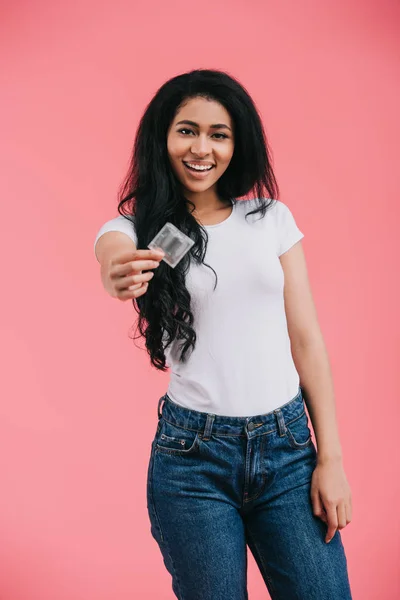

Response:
(274, 408), (287, 437)
(202, 414), (215, 441)
(157, 395), (165, 420)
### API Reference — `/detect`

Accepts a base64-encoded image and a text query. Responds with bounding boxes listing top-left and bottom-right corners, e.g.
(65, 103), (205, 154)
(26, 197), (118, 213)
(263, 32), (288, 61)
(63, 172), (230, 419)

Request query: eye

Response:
(177, 129), (228, 140)
(177, 128), (194, 135)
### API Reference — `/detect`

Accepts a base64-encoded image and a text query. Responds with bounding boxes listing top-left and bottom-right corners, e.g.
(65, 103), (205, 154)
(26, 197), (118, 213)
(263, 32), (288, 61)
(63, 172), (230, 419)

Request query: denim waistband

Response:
(157, 386), (306, 439)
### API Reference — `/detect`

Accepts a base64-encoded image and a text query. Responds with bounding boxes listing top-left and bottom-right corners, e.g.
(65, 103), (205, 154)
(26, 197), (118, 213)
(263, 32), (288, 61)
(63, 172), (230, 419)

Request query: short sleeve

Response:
(274, 201), (304, 256)
(93, 215), (137, 256)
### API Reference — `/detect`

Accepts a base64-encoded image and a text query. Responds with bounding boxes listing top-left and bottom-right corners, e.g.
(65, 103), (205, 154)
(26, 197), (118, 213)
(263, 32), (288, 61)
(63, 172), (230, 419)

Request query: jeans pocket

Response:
(285, 411), (313, 450)
(155, 419), (201, 455)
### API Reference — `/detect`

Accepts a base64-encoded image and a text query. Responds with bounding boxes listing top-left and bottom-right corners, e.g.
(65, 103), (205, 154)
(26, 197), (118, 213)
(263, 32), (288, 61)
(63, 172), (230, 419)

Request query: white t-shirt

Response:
(94, 199), (304, 416)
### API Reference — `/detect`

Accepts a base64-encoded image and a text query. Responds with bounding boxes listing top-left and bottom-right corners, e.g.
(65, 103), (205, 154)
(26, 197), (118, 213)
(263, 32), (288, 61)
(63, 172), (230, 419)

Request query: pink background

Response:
(1, 1), (399, 598)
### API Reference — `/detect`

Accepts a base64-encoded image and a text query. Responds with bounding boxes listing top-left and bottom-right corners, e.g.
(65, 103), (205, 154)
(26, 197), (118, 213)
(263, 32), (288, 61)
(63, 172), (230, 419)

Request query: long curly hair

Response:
(117, 68), (279, 370)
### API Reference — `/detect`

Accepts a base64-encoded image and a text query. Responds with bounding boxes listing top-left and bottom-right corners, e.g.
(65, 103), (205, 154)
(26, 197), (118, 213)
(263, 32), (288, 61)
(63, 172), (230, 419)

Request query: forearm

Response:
(290, 339), (343, 464)
(95, 231), (137, 296)
(95, 231), (137, 265)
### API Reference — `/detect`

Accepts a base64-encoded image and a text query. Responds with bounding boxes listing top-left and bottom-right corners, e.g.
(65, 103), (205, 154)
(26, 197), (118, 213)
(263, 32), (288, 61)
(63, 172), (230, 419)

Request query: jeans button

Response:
(248, 422), (255, 431)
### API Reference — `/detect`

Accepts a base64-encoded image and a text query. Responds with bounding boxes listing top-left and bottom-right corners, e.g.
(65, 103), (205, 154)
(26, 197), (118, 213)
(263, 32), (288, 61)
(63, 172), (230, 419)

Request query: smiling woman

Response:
(167, 98), (235, 199)
(93, 69), (353, 600)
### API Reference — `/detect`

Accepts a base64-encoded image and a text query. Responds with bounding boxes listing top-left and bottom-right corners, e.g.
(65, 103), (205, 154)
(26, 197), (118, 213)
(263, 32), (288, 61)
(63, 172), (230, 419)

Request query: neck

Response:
(185, 188), (229, 215)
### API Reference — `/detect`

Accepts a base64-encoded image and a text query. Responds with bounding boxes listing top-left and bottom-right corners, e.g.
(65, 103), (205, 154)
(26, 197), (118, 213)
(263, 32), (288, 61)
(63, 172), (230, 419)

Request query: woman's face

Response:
(167, 96), (235, 197)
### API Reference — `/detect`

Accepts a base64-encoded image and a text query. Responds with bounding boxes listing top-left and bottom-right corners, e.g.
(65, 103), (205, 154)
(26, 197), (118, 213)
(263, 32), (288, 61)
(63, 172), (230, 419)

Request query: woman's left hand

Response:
(310, 457), (353, 543)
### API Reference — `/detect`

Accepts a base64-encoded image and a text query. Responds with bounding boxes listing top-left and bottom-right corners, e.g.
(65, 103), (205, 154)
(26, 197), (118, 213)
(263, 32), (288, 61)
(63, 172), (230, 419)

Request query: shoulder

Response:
(94, 213), (137, 247)
(234, 198), (304, 255)
(233, 198), (301, 224)
(233, 197), (281, 220)
(97, 213), (136, 231)
(269, 199), (297, 225)
(257, 199), (302, 228)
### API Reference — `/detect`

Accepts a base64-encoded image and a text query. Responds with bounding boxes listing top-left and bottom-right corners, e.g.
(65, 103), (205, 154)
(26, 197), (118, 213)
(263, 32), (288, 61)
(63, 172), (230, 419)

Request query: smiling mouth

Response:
(183, 162), (215, 172)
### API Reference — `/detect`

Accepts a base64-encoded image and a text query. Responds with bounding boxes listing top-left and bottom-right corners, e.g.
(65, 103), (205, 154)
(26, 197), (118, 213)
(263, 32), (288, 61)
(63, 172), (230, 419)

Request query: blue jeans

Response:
(146, 387), (352, 599)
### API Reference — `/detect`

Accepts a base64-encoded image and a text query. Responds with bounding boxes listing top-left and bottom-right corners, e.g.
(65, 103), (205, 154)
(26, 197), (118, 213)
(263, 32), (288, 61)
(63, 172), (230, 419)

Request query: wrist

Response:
(317, 451), (343, 466)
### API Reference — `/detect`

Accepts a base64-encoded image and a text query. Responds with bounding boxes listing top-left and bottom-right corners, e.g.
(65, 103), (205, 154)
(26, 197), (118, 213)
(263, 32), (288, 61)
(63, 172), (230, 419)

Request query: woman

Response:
(94, 69), (353, 599)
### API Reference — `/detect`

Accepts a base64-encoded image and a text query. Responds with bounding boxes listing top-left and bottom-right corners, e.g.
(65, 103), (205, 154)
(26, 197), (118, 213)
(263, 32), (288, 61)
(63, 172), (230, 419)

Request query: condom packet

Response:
(148, 222), (195, 268)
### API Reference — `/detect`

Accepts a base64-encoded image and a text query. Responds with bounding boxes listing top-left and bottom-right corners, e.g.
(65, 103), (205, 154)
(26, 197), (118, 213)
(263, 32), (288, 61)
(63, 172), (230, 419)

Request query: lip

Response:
(183, 161), (215, 179)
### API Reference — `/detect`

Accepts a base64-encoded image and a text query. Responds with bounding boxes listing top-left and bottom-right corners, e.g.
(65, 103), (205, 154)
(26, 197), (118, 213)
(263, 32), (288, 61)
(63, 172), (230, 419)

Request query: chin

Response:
(185, 182), (216, 193)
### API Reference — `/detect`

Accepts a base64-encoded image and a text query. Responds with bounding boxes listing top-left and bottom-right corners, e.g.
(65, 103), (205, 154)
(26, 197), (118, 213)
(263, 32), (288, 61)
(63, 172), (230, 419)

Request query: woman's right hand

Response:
(101, 249), (165, 301)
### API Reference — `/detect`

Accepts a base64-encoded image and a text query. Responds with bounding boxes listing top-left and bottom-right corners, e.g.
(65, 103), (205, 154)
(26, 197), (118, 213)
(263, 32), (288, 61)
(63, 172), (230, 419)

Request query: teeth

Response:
(185, 163), (213, 171)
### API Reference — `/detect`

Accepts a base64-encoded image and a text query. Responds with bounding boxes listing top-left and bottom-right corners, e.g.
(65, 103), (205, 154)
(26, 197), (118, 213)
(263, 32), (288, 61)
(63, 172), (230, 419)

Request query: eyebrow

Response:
(176, 119), (232, 132)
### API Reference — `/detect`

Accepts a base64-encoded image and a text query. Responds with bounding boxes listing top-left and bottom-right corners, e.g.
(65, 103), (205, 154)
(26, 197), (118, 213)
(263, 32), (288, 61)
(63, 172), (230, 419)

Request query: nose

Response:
(190, 134), (211, 157)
